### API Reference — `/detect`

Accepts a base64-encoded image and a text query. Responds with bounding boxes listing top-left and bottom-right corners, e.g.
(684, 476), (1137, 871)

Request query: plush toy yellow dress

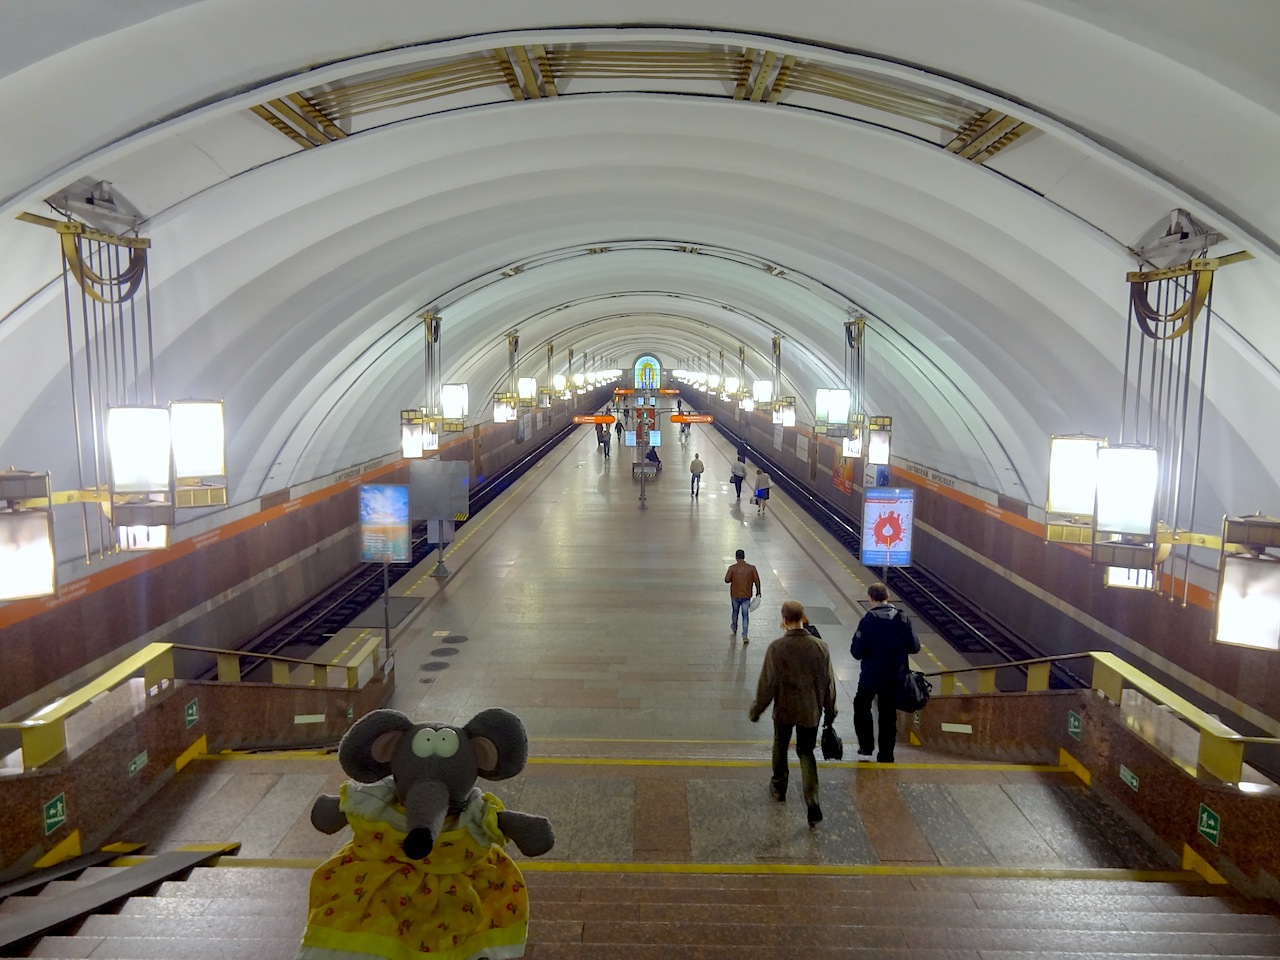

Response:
(296, 782), (530, 960)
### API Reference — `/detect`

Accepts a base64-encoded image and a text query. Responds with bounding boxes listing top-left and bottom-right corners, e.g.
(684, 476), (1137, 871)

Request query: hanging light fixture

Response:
(441, 383), (469, 429)
(170, 399), (228, 504)
(0, 471), (56, 601)
(866, 416), (892, 465)
(1213, 516), (1280, 650)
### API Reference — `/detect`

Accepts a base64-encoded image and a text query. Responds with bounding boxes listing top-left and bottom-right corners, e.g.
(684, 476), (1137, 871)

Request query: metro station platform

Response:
(119, 420), (1168, 876)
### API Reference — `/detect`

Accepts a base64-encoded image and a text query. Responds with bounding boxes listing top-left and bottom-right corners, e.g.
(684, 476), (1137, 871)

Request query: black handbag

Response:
(896, 670), (932, 712)
(820, 725), (844, 760)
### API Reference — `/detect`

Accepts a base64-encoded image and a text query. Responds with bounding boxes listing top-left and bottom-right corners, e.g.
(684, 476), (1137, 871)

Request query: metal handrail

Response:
(925, 649), (1280, 783)
(0, 635), (387, 772)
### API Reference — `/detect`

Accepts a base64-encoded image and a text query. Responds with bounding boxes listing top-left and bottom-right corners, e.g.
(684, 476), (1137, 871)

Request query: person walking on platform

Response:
(749, 600), (838, 826)
(753, 469), (772, 515)
(730, 456), (747, 500)
(602, 427), (611, 459)
(850, 582), (920, 763)
(615, 419), (623, 444)
(725, 549), (761, 641)
(690, 453), (705, 496)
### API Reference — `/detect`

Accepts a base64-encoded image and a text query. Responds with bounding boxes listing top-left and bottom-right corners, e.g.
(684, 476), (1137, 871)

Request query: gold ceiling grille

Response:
(307, 53), (510, 119)
(252, 41), (1032, 165)
(775, 62), (976, 129)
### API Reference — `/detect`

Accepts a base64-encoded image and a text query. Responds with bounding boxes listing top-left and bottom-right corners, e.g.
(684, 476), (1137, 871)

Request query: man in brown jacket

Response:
(748, 600), (838, 826)
(724, 549), (762, 641)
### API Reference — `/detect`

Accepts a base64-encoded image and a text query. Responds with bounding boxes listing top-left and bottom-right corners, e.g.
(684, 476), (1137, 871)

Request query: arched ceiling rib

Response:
(2, 4), (1280, 566)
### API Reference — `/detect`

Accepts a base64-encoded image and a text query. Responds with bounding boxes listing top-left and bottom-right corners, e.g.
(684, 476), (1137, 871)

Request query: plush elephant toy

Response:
(296, 707), (554, 960)
(310, 706), (555, 859)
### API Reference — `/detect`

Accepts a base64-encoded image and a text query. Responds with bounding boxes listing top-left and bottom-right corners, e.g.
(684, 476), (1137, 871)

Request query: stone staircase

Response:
(9, 863), (1280, 958)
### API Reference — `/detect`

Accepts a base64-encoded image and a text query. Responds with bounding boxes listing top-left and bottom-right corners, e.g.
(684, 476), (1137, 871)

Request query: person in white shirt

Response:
(689, 453), (706, 496)
(730, 456), (748, 500)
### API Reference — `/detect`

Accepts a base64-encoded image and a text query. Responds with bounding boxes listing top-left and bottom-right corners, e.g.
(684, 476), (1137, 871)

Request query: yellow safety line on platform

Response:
(536, 736), (774, 744)
(530, 757), (1069, 771)
(192, 750), (1068, 773)
(521, 861), (1200, 882)
(149, 855), (1200, 884)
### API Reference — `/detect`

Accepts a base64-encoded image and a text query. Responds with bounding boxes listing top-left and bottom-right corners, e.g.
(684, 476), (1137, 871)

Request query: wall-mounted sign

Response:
(43, 793), (67, 835)
(1197, 803), (1221, 846)
(860, 488), (914, 567)
(360, 484), (410, 562)
(1119, 764), (1139, 791)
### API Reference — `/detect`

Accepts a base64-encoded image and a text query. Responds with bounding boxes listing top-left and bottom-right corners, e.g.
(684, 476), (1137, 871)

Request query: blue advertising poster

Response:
(860, 487), (914, 568)
(360, 484), (411, 562)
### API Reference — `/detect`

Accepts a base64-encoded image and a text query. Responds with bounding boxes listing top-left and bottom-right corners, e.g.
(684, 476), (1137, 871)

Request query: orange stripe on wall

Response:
(0, 459), (407, 633)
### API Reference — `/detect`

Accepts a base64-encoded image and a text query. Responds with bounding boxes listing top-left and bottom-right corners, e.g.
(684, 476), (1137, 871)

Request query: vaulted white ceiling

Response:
(2, 1), (1279, 562)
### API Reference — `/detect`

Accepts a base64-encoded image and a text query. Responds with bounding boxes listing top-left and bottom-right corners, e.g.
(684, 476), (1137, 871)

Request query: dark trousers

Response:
(853, 683), (899, 762)
(771, 721), (819, 804)
(731, 476), (743, 499)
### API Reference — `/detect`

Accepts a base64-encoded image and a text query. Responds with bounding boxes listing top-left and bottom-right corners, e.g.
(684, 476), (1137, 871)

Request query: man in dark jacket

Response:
(749, 600), (838, 826)
(850, 582), (920, 763)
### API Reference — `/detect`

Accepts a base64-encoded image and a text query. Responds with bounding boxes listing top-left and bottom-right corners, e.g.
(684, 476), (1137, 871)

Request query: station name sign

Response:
(670, 414), (714, 424)
(572, 415), (616, 424)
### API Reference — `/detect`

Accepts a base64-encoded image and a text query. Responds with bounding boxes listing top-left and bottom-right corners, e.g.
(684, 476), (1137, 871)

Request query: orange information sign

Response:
(572, 414), (616, 424)
(613, 388), (635, 395)
(658, 388), (680, 395)
(671, 414), (713, 424)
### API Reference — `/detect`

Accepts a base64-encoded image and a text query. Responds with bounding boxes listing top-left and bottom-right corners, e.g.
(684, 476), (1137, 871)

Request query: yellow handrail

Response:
(925, 650), (1280, 783)
(0, 642), (175, 770)
(0, 634), (388, 772)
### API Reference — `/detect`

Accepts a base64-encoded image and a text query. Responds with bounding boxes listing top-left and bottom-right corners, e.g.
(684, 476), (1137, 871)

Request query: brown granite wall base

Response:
(911, 691), (1280, 899)
(190, 667), (394, 753)
(0, 671), (392, 882)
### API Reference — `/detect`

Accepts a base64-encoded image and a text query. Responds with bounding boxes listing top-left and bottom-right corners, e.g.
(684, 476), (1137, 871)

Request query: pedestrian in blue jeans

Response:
(724, 549), (762, 642)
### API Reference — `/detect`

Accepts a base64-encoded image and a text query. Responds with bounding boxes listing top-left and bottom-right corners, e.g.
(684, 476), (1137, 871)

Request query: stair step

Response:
(118, 894), (307, 917)
(75, 913), (302, 939)
(524, 949), (1279, 960)
(563, 920), (1280, 954)
(532, 900), (1280, 933)
(27, 934), (301, 959)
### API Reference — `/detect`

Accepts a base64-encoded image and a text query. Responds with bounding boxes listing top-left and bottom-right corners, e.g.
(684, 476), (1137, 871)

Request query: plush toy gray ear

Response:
(339, 708), (413, 782)
(464, 708), (528, 780)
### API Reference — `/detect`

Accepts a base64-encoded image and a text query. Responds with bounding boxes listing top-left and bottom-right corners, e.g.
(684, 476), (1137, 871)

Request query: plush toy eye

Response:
(411, 727), (461, 758)
(434, 728), (459, 758)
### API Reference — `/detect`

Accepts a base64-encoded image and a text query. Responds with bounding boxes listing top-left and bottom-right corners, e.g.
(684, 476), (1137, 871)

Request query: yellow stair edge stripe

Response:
(192, 750), (1069, 774)
(128, 855), (1204, 883)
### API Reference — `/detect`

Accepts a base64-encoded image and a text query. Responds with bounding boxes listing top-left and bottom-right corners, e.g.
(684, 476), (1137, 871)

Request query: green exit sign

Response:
(1119, 765), (1139, 791)
(1197, 803), (1221, 846)
(184, 699), (199, 728)
(1067, 710), (1082, 741)
(43, 793), (67, 835)
(128, 751), (149, 776)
